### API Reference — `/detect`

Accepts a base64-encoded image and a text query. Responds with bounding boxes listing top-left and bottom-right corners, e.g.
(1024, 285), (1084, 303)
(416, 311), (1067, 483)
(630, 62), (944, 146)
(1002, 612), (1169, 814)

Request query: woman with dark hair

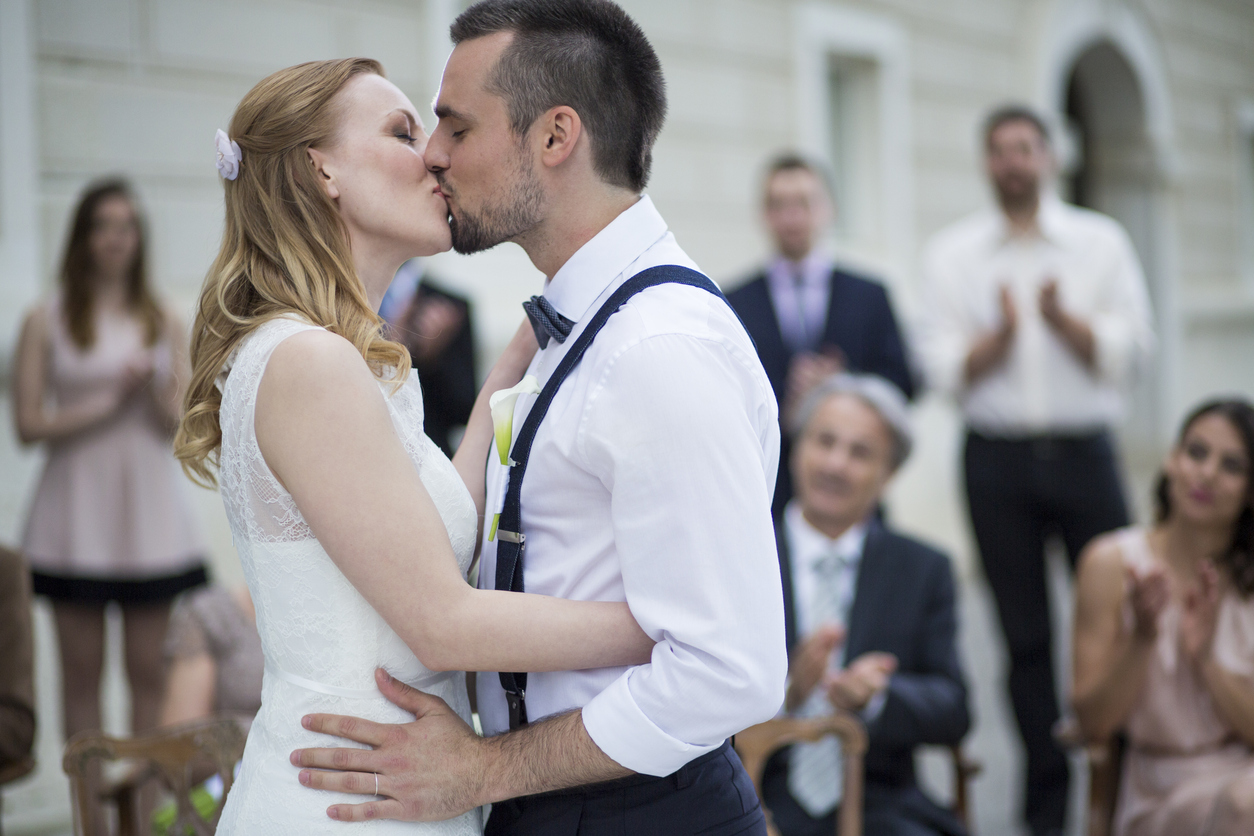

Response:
(1072, 399), (1254, 836)
(12, 179), (206, 783)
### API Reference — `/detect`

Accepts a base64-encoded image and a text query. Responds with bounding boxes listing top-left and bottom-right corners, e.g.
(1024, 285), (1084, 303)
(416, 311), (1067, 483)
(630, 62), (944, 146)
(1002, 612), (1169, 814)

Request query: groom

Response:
(291, 1), (786, 831)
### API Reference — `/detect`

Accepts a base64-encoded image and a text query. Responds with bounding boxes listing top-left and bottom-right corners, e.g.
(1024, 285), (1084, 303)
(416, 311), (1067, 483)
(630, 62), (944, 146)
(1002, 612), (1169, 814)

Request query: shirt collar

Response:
(785, 501), (869, 570)
(542, 195), (669, 325)
(767, 248), (833, 288)
(993, 191), (1069, 246)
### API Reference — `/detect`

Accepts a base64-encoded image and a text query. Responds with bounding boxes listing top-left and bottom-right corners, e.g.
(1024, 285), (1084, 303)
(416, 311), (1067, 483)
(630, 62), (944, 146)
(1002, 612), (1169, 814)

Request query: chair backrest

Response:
(1053, 715), (1124, 836)
(62, 715), (246, 836)
(1085, 737), (1125, 836)
(735, 712), (869, 836)
(0, 544), (36, 777)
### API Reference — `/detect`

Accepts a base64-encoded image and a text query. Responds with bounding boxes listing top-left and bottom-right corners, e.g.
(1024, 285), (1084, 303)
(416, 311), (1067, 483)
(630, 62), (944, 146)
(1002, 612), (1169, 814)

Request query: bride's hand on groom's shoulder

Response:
(290, 669), (489, 822)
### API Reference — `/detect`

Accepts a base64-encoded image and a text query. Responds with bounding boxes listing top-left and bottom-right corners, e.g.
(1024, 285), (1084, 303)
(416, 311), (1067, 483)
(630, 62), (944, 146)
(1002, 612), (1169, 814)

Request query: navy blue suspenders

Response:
(493, 265), (731, 730)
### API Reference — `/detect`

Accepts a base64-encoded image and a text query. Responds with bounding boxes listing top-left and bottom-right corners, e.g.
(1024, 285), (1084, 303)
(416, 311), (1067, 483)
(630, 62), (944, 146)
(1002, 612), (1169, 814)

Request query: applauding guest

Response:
(159, 585), (262, 731)
(12, 179), (205, 773)
(729, 154), (914, 516)
(766, 374), (970, 836)
(1072, 399), (1254, 836)
(916, 105), (1155, 836)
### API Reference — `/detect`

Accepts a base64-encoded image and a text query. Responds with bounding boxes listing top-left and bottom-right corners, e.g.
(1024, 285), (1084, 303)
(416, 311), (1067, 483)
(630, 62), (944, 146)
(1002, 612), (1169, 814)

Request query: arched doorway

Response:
(1062, 40), (1162, 457)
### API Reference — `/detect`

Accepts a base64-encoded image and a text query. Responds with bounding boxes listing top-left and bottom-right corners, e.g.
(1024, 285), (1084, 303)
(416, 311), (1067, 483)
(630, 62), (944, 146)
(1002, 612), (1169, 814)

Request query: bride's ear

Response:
(307, 147), (341, 200)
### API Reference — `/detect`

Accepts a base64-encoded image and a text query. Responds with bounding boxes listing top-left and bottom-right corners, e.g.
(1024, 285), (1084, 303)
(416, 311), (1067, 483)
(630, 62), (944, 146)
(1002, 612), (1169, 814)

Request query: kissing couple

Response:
(175, 1), (786, 833)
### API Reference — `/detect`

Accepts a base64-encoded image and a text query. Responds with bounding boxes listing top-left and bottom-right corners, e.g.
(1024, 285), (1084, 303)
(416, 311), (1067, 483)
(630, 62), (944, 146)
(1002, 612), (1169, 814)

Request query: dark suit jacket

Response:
(727, 269), (915, 516)
(767, 517), (970, 835)
(404, 278), (477, 458)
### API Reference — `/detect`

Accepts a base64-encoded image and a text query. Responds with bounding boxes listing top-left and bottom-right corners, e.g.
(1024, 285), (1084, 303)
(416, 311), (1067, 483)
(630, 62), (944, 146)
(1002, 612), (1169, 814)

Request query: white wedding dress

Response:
(214, 317), (483, 835)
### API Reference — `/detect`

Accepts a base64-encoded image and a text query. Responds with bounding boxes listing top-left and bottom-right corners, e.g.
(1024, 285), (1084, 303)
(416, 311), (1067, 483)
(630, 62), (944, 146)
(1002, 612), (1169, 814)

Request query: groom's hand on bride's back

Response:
(290, 668), (488, 822)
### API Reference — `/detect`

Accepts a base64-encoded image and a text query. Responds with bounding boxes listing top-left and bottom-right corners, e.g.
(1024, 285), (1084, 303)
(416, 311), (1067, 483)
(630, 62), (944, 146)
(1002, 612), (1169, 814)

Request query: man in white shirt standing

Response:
(290, 1), (786, 833)
(917, 105), (1155, 836)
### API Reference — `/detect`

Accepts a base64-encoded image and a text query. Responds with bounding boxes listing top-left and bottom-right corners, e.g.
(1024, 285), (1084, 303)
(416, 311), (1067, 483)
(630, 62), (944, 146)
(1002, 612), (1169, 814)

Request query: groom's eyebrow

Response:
(433, 103), (469, 122)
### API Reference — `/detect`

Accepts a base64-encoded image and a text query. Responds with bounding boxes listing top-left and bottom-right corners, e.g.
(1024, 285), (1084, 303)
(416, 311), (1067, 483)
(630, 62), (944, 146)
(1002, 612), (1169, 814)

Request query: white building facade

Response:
(2, 0), (1253, 833)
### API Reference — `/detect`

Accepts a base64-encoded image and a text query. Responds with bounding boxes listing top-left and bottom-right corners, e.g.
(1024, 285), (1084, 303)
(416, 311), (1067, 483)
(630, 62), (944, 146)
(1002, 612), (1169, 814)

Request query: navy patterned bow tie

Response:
(522, 295), (574, 349)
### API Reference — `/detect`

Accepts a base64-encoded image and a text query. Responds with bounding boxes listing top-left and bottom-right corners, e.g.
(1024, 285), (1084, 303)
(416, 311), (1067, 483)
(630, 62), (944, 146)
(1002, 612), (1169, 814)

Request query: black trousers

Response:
(963, 430), (1128, 835)
(485, 740), (766, 836)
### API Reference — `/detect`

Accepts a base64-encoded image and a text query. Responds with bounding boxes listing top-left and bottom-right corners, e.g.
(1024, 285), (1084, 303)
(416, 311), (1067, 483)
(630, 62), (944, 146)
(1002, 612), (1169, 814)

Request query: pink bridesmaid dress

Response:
(22, 295), (206, 603)
(1113, 527), (1254, 836)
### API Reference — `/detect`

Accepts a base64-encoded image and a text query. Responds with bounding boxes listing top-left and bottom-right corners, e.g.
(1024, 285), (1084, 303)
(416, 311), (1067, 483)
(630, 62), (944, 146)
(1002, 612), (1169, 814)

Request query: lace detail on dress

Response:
(214, 317), (481, 835)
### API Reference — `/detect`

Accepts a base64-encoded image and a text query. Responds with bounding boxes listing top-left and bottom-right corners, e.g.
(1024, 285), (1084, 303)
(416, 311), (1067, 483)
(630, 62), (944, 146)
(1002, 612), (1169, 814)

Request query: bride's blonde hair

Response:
(175, 57), (410, 487)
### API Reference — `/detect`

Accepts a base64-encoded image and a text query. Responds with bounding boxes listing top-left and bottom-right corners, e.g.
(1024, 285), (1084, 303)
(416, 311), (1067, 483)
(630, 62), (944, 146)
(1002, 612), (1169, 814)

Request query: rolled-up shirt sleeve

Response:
(1090, 225), (1155, 384)
(577, 331), (787, 776)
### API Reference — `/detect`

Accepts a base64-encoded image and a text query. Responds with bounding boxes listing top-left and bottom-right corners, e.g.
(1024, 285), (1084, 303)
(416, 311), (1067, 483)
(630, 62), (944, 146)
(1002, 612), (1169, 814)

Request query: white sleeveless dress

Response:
(214, 317), (483, 835)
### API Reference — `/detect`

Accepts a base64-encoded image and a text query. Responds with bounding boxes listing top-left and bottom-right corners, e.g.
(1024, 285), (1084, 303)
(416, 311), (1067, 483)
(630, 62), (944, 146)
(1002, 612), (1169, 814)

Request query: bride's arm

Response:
(451, 320), (536, 538)
(255, 329), (651, 674)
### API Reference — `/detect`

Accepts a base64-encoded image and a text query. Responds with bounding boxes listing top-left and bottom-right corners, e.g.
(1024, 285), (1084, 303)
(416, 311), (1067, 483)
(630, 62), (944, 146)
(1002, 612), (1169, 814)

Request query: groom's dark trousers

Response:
(484, 740), (767, 835)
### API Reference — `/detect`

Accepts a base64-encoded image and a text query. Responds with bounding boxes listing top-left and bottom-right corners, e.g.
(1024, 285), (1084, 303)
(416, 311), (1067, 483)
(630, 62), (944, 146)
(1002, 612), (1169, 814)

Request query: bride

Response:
(174, 58), (653, 834)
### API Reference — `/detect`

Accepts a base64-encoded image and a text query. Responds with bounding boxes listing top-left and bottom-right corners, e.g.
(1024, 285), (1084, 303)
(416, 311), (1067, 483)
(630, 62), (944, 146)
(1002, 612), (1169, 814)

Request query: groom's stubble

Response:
(443, 138), (545, 255)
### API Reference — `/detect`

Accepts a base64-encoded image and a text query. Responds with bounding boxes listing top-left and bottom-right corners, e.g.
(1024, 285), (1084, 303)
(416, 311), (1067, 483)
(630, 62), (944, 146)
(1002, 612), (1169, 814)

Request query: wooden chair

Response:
(736, 714), (983, 836)
(735, 711), (870, 836)
(1054, 717), (1124, 836)
(62, 715), (246, 836)
(940, 744), (983, 832)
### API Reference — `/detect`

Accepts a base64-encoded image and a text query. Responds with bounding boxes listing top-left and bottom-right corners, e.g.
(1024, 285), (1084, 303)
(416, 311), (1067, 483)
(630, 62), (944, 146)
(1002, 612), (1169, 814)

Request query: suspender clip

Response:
(506, 690), (528, 730)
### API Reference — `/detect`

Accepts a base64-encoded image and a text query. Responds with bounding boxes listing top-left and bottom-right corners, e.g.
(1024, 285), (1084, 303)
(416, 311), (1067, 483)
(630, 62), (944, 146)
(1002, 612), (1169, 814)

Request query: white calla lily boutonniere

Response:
(489, 375), (542, 466)
(487, 375), (541, 542)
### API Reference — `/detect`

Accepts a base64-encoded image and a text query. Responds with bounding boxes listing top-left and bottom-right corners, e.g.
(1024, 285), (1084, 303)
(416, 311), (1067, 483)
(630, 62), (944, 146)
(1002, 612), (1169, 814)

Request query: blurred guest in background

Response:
(159, 584), (262, 730)
(765, 373), (969, 836)
(379, 258), (477, 456)
(10, 179), (206, 800)
(0, 545), (36, 778)
(916, 105), (1155, 836)
(1072, 399), (1254, 836)
(729, 154), (914, 517)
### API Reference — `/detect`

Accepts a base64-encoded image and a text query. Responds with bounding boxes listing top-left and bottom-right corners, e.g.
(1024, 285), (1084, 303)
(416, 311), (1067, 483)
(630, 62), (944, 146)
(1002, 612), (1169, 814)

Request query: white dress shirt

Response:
(476, 196), (787, 776)
(765, 250), (834, 352)
(917, 195), (1154, 434)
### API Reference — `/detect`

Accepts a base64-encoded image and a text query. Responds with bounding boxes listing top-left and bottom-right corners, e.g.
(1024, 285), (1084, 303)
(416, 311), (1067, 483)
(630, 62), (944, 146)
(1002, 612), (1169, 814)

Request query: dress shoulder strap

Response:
(217, 316), (324, 396)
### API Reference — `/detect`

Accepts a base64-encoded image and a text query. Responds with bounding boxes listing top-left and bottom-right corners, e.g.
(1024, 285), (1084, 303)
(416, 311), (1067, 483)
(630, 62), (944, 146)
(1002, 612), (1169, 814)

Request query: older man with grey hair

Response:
(764, 372), (971, 836)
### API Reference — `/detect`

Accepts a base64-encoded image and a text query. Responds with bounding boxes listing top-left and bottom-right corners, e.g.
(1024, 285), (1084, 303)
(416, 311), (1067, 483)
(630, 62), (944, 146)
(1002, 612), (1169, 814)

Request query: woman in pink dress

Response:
(1073, 399), (1254, 836)
(12, 179), (206, 762)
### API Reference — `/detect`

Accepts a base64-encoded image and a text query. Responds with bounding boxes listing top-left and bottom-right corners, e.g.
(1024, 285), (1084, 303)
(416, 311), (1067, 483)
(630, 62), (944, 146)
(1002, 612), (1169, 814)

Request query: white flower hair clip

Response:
(214, 129), (242, 181)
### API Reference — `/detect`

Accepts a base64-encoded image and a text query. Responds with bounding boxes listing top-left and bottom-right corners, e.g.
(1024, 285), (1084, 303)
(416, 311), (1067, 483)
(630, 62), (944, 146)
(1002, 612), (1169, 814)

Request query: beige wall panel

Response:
(909, 36), (1016, 97)
(1179, 318), (1254, 410)
(874, 0), (1021, 36)
(37, 76), (241, 175)
(35, 0), (134, 54)
(151, 1), (341, 71)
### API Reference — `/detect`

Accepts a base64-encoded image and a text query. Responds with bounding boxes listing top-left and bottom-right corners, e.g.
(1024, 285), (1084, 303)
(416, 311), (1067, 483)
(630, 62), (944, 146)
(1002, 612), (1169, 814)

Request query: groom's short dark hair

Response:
(451, 0), (666, 193)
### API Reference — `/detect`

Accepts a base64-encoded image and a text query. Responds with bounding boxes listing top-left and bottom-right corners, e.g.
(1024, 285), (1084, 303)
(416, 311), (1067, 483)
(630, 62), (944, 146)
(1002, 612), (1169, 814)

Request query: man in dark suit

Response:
(728, 154), (914, 516)
(380, 259), (478, 457)
(764, 373), (969, 836)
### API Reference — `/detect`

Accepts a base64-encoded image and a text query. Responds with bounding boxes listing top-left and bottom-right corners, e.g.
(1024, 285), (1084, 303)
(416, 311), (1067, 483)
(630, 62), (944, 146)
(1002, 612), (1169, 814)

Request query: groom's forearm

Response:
(478, 709), (631, 803)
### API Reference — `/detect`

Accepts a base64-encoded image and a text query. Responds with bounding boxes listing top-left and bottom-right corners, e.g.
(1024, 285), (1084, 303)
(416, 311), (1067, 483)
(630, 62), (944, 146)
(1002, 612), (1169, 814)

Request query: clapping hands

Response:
(784, 625), (898, 714)
(785, 624), (844, 712)
(1181, 560), (1222, 665)
(1126, 563), (1170, 642)
(824, 652), (898, 712)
